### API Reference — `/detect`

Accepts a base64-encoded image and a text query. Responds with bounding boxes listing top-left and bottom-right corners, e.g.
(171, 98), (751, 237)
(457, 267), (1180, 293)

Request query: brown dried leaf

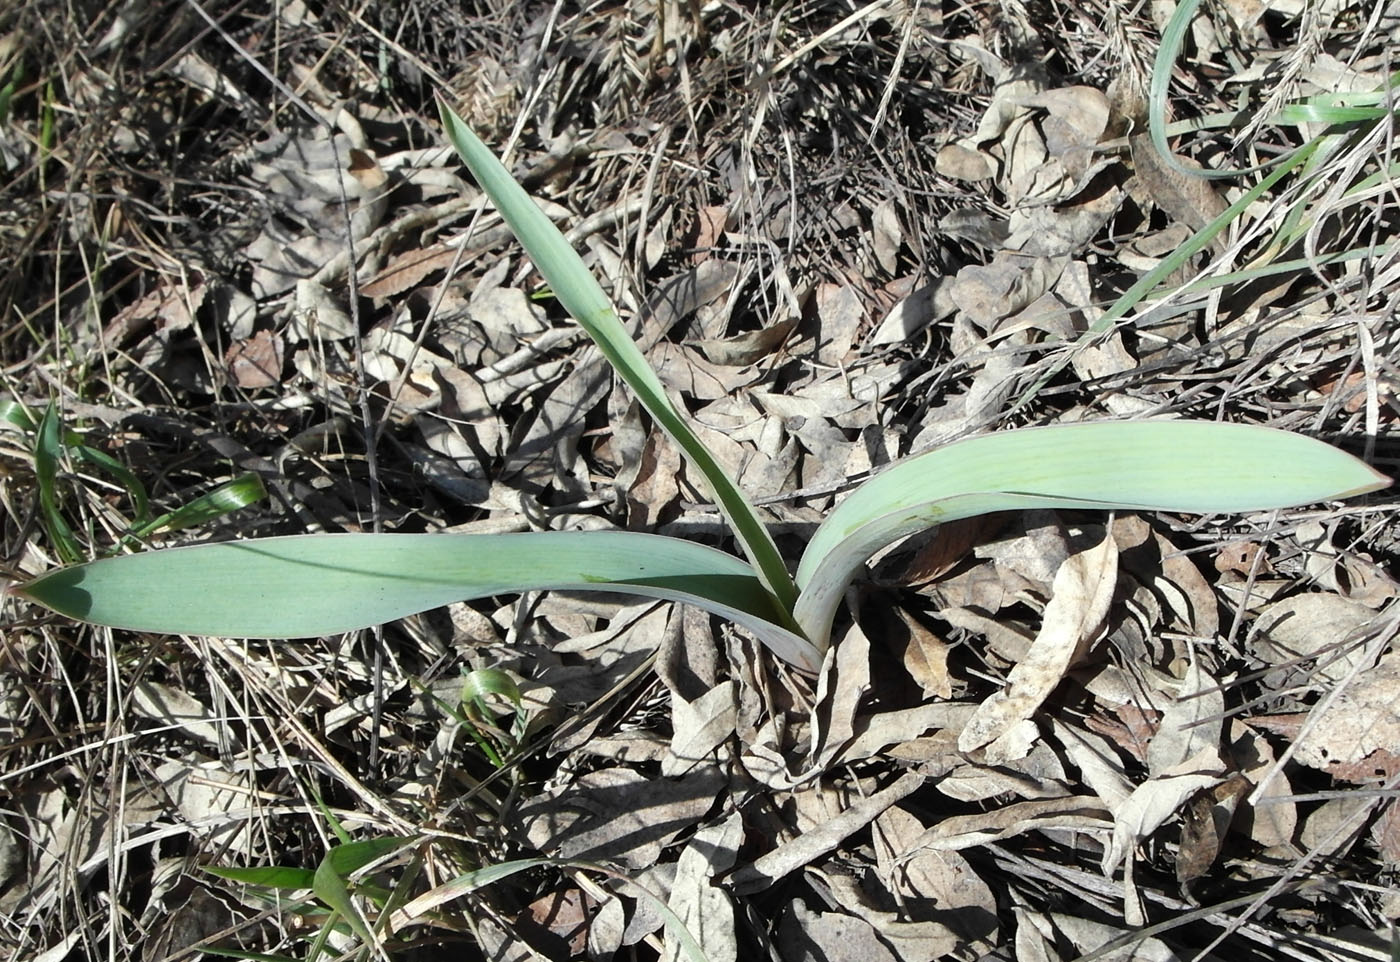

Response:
(663, 681), (737, 776)
(521, 887), (591, 957)
(1248, 593), (1381, 684)
(1372, 801), (1400, 867)
(1053, 720), (1134, 814)
(871, 198), (903, 274)
(360, 245), (459, 298)
(650, 341), (763, 401)
(1295, 647), (1400, 771)
(1146, 656), (1224, 777)
(517, 765), (725, 870)
(695, 316), (798, 366)
(893, 609), (953, 700)
(872, 809), (999, 946)
(1214, 540), (1272, 576)
(959, 533), (1119, 752)
(626, 431), (683, 530)
(905, 796), (1112, 852)
(884, 514), (1009, 586)
(949, 252), (1062, 330)
(812, 620), (873, 769)
(1228, 720), (1298, 851)
(728, 773), (924, 894)
(1176, 773), (1249, 884)
(1102, 752), (1225, 876)
(779, 901), (899, 962)
(1128, 132), (1229, 251)
(224, 330), (284, 388)
(818, 869), (968, 962)
(105, 281), (206, 345)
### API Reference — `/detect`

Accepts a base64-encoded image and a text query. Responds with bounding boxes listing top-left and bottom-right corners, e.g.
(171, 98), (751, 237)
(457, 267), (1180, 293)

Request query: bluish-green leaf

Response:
(19, 530), (820, 671)
(793, 421), (1388, 648)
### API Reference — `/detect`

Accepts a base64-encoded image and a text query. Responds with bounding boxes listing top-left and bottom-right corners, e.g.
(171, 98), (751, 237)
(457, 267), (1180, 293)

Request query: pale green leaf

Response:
(19, 530), (820, 671)
(793, 421), (1389, 648)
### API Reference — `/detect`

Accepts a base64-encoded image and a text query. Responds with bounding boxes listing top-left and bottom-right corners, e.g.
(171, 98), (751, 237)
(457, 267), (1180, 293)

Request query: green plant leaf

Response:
(204, 864), (317, 891)
(34, 402), (81, 563)
(793, 421), (1389, 648)
(313, 855), (376, 948)
(437, 102), (798, 613)
(326, 836), (415, 877)
(130, 472), (264, 540)
(17, 530), (820, 671)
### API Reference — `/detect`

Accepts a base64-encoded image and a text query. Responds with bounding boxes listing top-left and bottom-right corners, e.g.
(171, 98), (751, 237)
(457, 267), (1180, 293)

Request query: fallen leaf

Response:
(360, 244), (459, 298)
(1129, 132), (1229, 252)
(517, 765), (725, 870)
(1248, 593), (1381, 684)
(1294, 646), (1400, 771)
(904, 796), (1112, 852)
(224, 329), (284, 388)
(1176, 773), (1249, 883)
(1146, 655), (1224, 777)
(663, 812), (743, 962)
(728, 772), (924, 894)
(779, 901), (899, 962)
(1102, 751), (1224, 877)
(874, 806), (998, 934)
(960, 532), (1119, 752)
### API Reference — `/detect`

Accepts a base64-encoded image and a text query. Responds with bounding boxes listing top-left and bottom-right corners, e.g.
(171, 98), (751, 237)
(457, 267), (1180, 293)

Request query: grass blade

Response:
(793, 421), (1389, 648)
(437, 103), (798, 613)
(18, 531), (819, 671)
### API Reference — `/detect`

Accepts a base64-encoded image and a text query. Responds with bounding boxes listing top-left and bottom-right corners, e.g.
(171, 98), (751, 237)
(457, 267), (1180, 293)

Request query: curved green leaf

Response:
(438, 103), (798, 614)
(19, 531), (820, 672)
(793, 422), (1389, 649)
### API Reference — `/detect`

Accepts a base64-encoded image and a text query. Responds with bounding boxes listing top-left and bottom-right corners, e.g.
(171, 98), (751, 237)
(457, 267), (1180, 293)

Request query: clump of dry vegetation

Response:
(1, 1), (1398, 961)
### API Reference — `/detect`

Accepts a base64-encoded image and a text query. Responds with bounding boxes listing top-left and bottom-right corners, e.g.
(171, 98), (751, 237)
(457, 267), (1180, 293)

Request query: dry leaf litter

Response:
(1, 0), (1398, 960)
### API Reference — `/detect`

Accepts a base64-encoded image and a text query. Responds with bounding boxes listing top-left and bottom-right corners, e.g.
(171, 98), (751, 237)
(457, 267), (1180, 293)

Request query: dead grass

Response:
(1, 0), (1398, 960)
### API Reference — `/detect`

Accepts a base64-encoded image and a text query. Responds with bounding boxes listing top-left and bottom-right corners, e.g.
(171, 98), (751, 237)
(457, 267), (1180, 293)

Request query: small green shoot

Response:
(2, 398), (265, 561)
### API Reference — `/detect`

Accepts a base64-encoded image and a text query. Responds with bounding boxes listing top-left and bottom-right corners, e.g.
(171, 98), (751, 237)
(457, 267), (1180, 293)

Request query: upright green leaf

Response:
(438, 103), (799, 613)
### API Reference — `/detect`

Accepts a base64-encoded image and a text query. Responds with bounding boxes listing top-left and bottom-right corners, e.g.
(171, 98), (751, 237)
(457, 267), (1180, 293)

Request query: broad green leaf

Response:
(793, 421), (1389, 648)
(19, 530), (820, 671)
(438, 103), (798, 613)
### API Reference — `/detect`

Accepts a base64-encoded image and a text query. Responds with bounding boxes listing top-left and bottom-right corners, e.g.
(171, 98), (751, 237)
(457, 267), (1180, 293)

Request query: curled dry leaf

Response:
(224, 330), (284, 389)
(959, 532), (1119, 753)
(728, 772), (924, 894)
(1102, 751), (1225, 877)
(663, 812), (743, 962)
(874, 805), (998, 945)
(1294, 645), (1400, 771)
(1248, 592), (1383, 685)
(1146, 655), (1224, 777)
